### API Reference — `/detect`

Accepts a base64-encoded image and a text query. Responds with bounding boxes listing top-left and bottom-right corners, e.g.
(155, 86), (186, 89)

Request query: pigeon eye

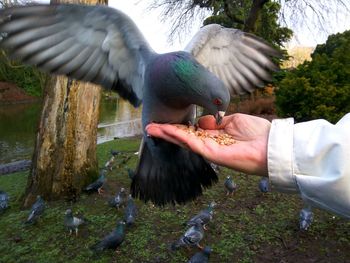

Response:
(213, 98), (222, 105)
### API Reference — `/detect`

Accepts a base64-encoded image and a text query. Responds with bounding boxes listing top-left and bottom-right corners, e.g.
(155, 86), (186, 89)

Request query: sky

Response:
(110, 0), (350, 50)
(40, 0), (350, 51)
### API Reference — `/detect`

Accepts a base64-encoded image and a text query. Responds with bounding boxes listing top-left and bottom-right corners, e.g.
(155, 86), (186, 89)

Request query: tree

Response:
(150, 0), (349, 47)
(202, 1), (292, 48)
(23, 0), (108, 207)
(275, 30), (350, 123)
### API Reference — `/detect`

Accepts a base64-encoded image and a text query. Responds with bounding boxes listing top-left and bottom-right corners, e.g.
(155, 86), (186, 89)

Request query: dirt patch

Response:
(0, 81), (39, 104)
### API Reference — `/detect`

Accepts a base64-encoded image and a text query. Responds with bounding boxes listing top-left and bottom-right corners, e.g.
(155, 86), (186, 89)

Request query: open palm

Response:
(146, 114), (271, 176)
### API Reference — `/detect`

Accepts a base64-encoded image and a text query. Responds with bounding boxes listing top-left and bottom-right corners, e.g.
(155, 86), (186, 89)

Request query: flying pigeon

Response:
(64, 209), (86, 236)
(172, 222), (204, 250)
(258, 177), (270, 193)
(299, 206), (313, 230)
(224, 176), (237, 196)
(0, 190), (9, 213)
(91, 221), (126, 252)
(25, 195), (45, 225)
(0, 4), (279, 206)
(124, 195), (137, 226)
(188, 246), (212, 263)
(187, 201), (216, 230)
(84, 169), (107, 194)
(108, 188), (127, 209)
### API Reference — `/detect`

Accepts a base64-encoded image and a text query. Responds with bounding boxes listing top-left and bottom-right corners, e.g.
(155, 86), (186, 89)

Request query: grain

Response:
(175, 124), (236, 145)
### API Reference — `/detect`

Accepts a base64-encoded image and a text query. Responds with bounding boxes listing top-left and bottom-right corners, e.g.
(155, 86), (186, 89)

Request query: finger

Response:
(145, 124), (188, 147)
(198, 115), (232, 130)
(146, 123), (209, 155)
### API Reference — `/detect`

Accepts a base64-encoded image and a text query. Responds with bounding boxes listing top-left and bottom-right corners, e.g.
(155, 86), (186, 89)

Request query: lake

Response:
(0, 96), (142, 164)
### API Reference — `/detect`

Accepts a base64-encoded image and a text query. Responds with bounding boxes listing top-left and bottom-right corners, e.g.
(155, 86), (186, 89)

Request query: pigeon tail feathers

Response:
(131, 140), (218, 206)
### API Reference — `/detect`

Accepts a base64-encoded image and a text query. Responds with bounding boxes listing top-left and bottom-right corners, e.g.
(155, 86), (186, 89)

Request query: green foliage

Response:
(203, 1), (292, 48)
(275, 30), (350, 123)
(0, 51), (47, 97)
(1, 138), (350, 262)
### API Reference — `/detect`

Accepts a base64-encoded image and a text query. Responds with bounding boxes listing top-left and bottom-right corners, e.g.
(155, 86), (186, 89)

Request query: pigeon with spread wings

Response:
(0, 4), (279, 205)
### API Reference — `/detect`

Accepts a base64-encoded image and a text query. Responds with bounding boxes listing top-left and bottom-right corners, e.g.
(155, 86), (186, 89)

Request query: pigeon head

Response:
(65, 209), (73, 216)
(226, 176), (231, 180)
(149, 52), (230, 124)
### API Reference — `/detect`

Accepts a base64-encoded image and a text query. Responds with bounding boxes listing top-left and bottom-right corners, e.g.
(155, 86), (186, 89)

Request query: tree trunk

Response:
(244, 0), (269, 33)
(23, 0), (108, 208)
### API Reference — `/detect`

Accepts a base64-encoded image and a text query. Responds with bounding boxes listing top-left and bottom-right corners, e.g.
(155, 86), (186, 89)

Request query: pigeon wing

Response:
(185, 24), (280, 96)
(0, 4), (154, 106)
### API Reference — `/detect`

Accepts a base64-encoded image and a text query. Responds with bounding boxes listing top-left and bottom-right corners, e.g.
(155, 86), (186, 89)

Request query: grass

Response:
(1, 137), (350, 262)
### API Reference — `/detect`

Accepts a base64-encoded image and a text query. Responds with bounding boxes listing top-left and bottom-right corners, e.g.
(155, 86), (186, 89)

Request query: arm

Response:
(146, 113), (350, 218)
(269, 114), (350, 218)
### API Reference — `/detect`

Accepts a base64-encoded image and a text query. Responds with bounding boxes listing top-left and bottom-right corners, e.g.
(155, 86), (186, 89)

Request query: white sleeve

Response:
(267, 113), (350, 218)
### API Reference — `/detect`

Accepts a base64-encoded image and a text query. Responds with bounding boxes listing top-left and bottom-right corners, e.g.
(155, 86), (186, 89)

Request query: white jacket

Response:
(268, 113), (350, 218)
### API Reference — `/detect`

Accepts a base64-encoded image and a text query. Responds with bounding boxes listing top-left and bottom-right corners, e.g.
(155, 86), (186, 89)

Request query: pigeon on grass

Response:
(0, 190), (9, 213)
(187, 201), (216, 230)
(25, 195), (45, 225)
(299, 206), (313, 231)
(224, 176), (237, 196)
(108, 188), (127, 209)
(124, 195), (137, 226)
(84, 169), (107, 194)
(90, 221), (126, 252)
(258, 177), (270, 193)
(188, 246), (212, 263)
(64, 209), (86, 236)
(172, 222), (204, 250)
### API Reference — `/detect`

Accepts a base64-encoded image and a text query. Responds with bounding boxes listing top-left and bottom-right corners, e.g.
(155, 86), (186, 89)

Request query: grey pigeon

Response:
(64, 209), (86, 236)
(104, 156), (115, 171)
(0, 190), (9, 213)
(0, 4), (279, 205)
(188, 246), (212, 263)
(84, 169), (107, 194)
(187, 201), (216, 230)
(258, 177), (269, 193)
(124, 195), (137, 226)
(224, 176), (237, 196)
(109, 188), (127, 209)
(171, 222), (204, 250)
(299, 206), (313, 230)
(91, 221), (126, 252)
(25, 195), (45, 225)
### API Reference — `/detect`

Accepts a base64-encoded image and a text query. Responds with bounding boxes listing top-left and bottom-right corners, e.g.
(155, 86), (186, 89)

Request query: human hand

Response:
(146, 113), (271, 176)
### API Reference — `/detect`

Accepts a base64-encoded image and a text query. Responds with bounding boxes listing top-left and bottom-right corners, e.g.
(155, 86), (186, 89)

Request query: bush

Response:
(0, 51), (47, 97)
(275, 30), (350, 123)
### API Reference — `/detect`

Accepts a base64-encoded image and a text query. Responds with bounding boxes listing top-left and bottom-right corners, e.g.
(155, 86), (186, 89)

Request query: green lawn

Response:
(0, 137), (349, 263)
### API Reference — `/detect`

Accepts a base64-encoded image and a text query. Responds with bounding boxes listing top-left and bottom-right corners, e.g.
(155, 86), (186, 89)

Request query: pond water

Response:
(0, 96), (142, 164)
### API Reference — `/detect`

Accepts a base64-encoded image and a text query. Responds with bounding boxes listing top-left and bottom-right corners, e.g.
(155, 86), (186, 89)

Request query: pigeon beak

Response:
(215, 111), (225, 125)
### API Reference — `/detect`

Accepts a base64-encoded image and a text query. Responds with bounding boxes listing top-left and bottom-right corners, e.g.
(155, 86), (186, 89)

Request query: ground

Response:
(0, 137), (349, 263)
(0, 82), (38, 104)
